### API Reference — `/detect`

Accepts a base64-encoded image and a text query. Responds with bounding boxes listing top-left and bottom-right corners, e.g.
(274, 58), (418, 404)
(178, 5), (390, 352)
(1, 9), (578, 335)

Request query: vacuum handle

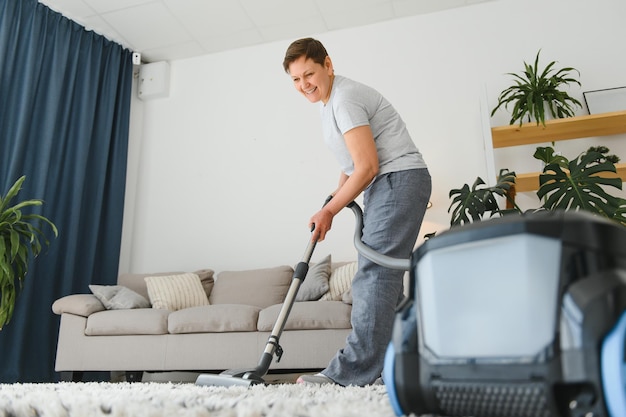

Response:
(347, 201), (411, 271)
(302, 194), (335, 263)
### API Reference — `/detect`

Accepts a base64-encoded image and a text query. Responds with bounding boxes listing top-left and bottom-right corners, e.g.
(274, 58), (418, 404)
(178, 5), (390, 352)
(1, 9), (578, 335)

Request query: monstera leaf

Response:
(533, 146), (569, 169)
(536, 147), (626, 225)
(613, 202), (626, 226)
(449, 169), (518, 226)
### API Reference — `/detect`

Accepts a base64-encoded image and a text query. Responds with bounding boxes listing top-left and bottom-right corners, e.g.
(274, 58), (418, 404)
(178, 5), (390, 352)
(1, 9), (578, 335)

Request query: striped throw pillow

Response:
(320, 262), (358, 301)
(145, 273), (209, 311)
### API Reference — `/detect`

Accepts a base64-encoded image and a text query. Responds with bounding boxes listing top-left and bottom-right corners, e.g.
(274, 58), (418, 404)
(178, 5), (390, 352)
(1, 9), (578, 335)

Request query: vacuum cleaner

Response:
(376, 208), (626, 417)
(197, 200), (626, 417)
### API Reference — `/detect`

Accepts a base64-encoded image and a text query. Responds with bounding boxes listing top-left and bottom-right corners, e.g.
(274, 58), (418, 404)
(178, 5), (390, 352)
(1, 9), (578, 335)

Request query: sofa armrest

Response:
(52, 294), (105, 317)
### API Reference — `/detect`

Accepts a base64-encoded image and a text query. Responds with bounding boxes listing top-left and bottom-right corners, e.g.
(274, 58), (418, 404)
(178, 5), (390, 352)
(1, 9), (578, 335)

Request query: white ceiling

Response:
(38, 0), (496, 62)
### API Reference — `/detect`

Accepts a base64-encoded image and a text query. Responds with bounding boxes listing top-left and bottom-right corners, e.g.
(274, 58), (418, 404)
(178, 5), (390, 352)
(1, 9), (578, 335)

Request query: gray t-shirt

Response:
(320, 75), (427, 176)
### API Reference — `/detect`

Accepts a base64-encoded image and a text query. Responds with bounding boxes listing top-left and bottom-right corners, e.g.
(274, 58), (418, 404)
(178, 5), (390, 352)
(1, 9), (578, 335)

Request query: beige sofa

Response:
(52, 255), (356, 382)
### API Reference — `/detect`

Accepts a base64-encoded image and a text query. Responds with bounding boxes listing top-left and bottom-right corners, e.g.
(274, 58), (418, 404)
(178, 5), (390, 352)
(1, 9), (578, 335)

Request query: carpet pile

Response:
(0, 381), (409, 417)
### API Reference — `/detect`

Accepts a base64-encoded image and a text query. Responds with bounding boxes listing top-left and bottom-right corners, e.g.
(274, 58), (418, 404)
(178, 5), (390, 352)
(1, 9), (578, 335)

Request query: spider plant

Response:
(491, 50), (582, 126)
(449, 146), (626, 227)
(0, 176), (57, 330)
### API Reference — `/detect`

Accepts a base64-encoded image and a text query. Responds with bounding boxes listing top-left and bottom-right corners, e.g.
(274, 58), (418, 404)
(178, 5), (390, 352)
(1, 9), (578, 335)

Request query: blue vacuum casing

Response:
(384, 210), (626, 417)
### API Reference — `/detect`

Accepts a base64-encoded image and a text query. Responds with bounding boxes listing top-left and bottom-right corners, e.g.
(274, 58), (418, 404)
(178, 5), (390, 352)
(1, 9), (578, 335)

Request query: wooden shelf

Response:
(491, 110), (626, 148)
(489, 110), (626, 192)
(515, 163), (626, 192)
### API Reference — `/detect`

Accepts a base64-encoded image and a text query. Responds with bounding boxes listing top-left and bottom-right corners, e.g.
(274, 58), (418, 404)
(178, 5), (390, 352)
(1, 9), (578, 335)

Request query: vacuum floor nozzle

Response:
(195, 370), (265, 387)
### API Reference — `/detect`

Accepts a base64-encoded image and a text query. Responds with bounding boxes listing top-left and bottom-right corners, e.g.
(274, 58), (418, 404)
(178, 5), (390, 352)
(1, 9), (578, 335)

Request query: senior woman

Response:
(283, 38), (431, 387)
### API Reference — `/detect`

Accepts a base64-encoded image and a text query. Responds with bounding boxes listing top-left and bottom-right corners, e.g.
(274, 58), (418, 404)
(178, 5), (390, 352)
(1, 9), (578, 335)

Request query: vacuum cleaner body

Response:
(383, 210), (626, 417)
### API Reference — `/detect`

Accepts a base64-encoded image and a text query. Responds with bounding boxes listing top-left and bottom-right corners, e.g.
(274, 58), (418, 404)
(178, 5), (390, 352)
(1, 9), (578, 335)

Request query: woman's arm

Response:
(310, 125), (379, 241)
(335, 171), (349, 192)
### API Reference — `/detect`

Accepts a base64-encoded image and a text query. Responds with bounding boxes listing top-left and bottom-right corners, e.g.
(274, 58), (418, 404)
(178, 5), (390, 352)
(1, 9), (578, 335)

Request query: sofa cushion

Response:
(85, 309), (170, 335)
(89, 285), (150, 310)
(296, 254), (331, 302)
(320, 261), (358, 301)
(210, 265), (293, 309)
(168, 304), (262, 334)
(257, 301), (352, 331)
(145, 273), (209, 311)
(52, 294), (106, 317)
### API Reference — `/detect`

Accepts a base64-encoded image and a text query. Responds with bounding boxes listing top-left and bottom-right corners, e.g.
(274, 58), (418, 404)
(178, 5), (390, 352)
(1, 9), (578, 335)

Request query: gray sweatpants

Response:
(322, 168), (431, 386)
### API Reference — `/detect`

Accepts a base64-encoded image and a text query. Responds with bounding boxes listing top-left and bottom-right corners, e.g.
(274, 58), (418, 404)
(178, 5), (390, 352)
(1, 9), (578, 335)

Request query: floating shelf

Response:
(491, 110), (626, 148)
(490, 110), (626, 191)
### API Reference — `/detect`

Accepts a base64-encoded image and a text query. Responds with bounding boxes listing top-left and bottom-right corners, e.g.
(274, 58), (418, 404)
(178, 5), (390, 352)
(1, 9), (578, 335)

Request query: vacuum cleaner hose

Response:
(347, 201), (411, 271)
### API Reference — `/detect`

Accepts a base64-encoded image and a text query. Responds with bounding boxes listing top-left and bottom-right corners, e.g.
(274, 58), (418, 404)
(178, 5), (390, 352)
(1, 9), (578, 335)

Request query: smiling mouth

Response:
(305, 87), (317, 95)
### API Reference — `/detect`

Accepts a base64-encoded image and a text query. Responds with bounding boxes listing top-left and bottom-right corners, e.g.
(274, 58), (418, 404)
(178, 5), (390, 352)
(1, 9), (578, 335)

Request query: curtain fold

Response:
(0, 0), (133, 382)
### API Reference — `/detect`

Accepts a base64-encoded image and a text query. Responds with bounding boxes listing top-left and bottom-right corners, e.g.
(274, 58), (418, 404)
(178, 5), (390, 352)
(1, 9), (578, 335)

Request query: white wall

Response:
(120, 0), (626, 274)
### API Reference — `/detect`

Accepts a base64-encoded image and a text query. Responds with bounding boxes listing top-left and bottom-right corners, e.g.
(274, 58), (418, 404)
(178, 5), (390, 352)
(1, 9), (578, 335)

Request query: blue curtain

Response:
(0, 0), (133, 382)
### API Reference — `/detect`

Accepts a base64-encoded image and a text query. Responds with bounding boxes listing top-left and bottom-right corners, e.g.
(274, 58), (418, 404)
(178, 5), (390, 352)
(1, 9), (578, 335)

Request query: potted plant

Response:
(0, 176), (57, 329)
(449, 146), (626, 226)
(490, 50), (583, 126)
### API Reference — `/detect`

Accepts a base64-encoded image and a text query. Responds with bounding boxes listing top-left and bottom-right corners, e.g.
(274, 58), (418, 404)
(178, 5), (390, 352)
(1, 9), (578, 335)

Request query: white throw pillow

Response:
(320, 261), (358, 301)
(145, 273), (209, 311)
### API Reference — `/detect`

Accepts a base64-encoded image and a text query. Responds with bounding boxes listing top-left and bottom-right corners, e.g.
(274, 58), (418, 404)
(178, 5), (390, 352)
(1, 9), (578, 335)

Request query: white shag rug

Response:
(0, 382), (411, 417)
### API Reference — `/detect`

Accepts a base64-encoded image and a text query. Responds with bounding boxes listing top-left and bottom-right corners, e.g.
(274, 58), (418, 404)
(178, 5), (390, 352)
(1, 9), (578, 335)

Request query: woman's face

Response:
(288, 55), (334, 104)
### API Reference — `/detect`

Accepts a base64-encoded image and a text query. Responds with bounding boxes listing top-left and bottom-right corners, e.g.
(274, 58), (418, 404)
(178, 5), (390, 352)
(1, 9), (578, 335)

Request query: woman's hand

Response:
(309, 207), (334, 242)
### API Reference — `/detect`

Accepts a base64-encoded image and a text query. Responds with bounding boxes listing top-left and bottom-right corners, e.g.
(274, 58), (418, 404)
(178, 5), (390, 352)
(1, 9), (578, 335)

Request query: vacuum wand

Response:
(260, 237), (317, 361)
(195, 200), (322, 387)
(195, 198), (408, 387)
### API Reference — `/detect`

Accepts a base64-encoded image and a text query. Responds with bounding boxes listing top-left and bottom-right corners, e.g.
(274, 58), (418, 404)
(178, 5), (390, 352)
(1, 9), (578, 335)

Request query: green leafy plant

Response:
(491, 50), (582, 126)
(449, 169), (518, 225)
(449, 146), (626, 227)
(0, 176), (57, 329)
